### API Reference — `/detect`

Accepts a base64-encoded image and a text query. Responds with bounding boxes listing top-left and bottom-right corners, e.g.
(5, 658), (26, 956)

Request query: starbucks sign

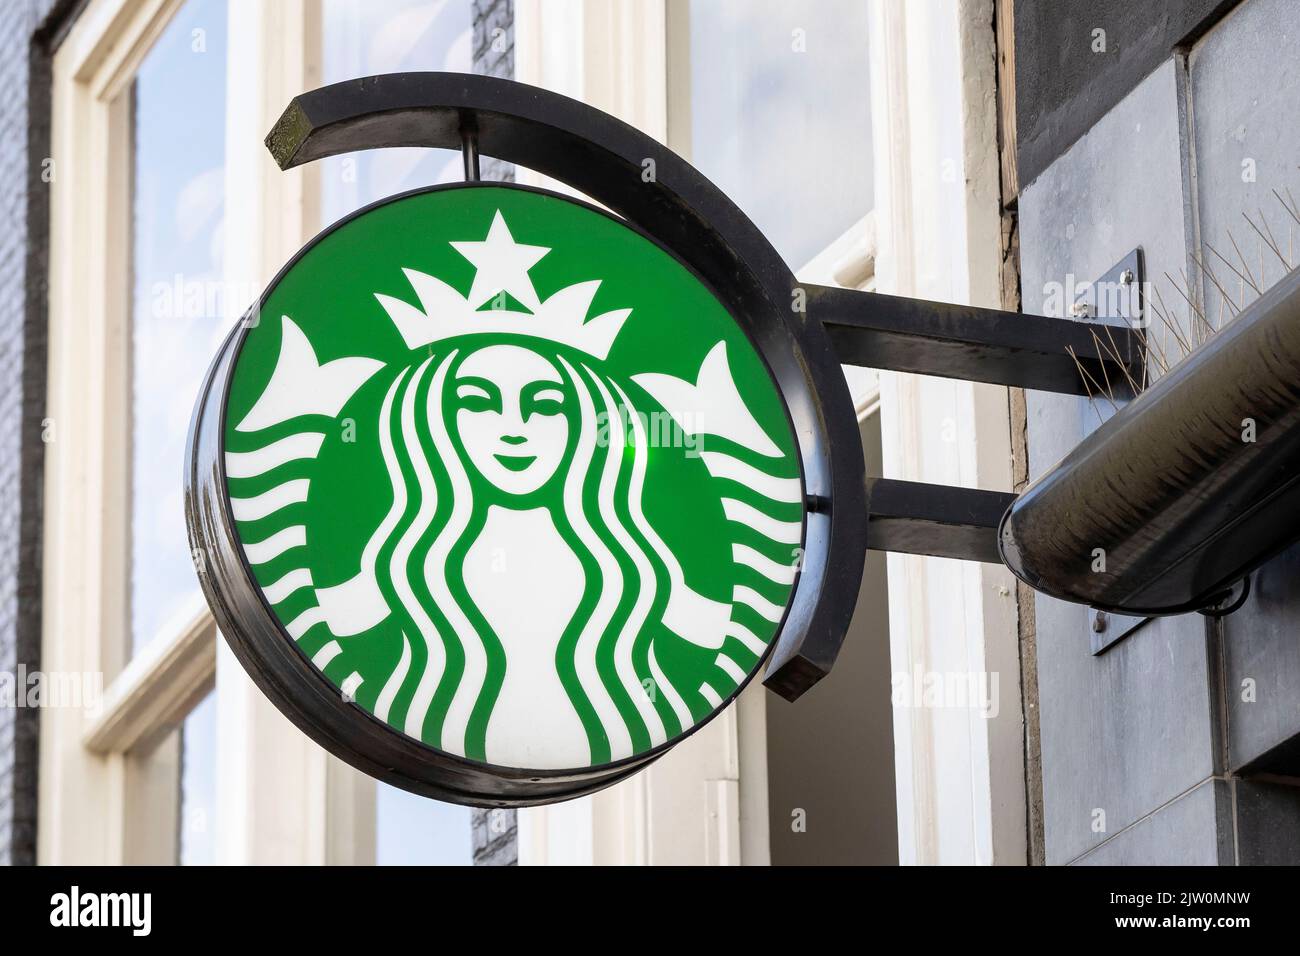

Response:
(189, 183), (812, 802)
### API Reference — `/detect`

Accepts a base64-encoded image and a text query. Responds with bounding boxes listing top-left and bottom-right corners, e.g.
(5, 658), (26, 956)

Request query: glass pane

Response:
(320, 0), (476, 865)
(320, 0), (472, 224)
(375, 784), (472, 865)
(129, 0), (228, 654)
(179, 689), (218, 865)
(685, 0), (873, 268)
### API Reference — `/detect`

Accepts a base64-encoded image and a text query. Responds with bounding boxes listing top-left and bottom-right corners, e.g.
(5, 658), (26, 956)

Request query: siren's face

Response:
(452, 344), (571, 497)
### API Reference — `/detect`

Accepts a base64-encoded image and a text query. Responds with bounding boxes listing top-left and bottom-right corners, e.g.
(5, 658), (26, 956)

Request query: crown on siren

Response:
(374, 209), (632, 360)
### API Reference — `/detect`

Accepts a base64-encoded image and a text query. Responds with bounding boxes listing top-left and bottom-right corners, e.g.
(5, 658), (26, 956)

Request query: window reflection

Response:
(376, 782), (472, 866)
(685, 0), (873, 268)
(320, 0), (473, 224)
(179, 689), (218, 865)
(129, 0), (228, 655)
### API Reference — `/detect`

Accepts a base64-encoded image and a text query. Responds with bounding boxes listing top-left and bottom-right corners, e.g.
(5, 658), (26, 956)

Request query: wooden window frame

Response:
(42, 0), (374, 865)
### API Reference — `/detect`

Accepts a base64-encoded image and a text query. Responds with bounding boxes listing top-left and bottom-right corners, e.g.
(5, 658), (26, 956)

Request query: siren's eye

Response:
(523, 383), (565, 419)
(455, 377), (500, 413)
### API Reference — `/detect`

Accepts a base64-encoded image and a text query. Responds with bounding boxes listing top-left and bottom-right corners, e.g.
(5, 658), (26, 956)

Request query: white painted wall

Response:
(868, 0), (1026, 865)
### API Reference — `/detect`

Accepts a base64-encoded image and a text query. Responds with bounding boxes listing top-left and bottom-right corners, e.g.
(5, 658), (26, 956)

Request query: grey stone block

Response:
(1234, 779), (1300, 865)
(1019, 59), (1220, 865)
(1187, 0), (1300, 774)
(1014, 0), (1232, 191)
(1074, 780), (1231, 865)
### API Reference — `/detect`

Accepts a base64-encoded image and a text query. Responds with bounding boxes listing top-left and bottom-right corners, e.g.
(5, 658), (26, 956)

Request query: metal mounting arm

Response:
(867, 479), (1017, 565)
(807, 284), (1144, 396)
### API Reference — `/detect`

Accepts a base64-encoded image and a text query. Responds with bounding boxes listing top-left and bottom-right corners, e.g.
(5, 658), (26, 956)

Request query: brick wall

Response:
(471, 806), (518, 866)
(0, 0), (68, 867)
(471, 0), (514, 184)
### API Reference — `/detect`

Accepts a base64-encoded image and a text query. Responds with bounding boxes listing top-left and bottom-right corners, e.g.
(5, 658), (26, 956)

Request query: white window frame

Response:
(867, 0), (1025, 865)
(42, 0), (373, 865)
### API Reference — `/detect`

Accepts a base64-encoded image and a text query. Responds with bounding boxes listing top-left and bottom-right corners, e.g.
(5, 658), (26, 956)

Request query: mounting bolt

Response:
(1071, 300), (1094, 318)
(1119, 269), (1135, 285)
(1092, 610), (1108, 633)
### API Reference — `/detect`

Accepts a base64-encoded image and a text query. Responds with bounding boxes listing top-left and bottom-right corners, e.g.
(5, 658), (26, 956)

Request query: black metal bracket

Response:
(259, 72), (1157, 705)
(866, 479), (1016, 564)
(1073, 249), (1143, 327)
(808, 284), (1144, 396)
(1079, 249), (1151, 655)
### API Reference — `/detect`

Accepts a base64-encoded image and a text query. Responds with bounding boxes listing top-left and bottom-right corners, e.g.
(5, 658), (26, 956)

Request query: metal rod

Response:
(806, 283), (1144, 396)
(866, 478), (1016, 564)
(461, 122), (480, 181)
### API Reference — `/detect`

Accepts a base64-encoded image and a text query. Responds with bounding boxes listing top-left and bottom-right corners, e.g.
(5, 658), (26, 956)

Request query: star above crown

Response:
(374, 208), (632, 360)
(450, 210), (550, 311)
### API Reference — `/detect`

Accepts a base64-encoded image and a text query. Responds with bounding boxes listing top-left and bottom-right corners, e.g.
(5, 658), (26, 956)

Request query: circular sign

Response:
(189, 183), (806, 804)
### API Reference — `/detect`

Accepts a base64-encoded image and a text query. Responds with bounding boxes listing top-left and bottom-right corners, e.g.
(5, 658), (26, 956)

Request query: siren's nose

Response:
(501, 434), (527, 446)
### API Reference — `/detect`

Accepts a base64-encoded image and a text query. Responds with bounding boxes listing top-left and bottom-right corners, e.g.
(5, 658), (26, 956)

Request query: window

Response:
(179, 690), (218, 865)
(320, 0), (474, 867)
(129, 0), (227, 656)
(45, 0), (230, 865)
(673, 0), (887, 863)
(320, 0), (472, 220)
(680, 0), (873, 269)
(117, 0), (228, 864)
(46, 0), (486, 867)
(126, 0), (227, 864)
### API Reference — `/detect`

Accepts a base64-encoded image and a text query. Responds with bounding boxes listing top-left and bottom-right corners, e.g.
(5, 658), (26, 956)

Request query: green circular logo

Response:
(222, 185), (805, 771)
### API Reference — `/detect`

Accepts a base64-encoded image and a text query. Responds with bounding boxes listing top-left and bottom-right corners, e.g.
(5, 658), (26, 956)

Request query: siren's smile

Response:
(494, 452), (537, 472)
